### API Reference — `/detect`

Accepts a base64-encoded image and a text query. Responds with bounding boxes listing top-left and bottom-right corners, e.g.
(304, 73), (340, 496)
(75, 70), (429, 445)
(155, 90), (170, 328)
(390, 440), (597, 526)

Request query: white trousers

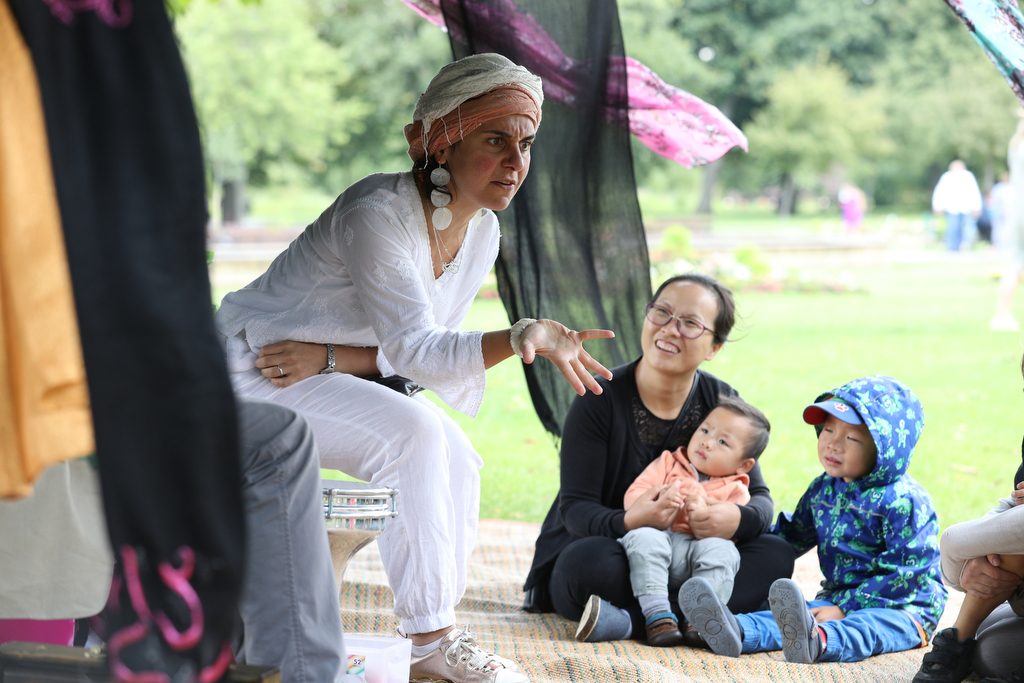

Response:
(231, 367), (482, 634)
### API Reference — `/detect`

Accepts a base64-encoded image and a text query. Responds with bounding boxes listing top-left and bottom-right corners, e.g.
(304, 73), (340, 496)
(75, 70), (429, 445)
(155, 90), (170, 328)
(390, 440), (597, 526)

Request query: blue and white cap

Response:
(802, 397), (863, 425)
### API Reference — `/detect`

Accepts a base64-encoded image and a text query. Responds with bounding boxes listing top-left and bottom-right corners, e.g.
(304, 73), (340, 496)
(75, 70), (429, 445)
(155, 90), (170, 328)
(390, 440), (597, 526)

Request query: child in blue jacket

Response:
(680, 375), (947, 663)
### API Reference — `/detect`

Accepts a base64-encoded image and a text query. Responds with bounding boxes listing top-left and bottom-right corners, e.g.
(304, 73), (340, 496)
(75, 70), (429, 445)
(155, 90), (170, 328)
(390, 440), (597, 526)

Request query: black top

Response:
(524, 359), (774, 591)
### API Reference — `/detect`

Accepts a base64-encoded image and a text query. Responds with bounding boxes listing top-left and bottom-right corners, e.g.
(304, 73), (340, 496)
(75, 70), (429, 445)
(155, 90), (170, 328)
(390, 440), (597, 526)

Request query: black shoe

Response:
(913, 627), (976, 682)
(681, 621), (707, 648)
(978, 671), (1024, 683)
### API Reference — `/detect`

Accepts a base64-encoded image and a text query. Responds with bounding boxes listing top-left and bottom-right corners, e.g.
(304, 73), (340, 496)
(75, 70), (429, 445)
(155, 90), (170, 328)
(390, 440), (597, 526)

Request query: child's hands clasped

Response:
(624, 481), (683, 531)
(683, 488), (708, 515)
(686, 500), (741, 540)
(1012, 481), (1024, 507)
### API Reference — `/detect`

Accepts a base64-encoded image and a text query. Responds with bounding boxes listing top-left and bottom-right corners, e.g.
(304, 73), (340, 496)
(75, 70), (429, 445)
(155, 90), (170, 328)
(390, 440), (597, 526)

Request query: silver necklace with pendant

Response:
(433, 223), (460, 275)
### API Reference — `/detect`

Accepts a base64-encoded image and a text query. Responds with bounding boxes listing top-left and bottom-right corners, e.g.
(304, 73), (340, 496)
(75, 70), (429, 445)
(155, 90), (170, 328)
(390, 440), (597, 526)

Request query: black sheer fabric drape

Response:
(439, 0), (650, 436)
(10, 1), (244, 677)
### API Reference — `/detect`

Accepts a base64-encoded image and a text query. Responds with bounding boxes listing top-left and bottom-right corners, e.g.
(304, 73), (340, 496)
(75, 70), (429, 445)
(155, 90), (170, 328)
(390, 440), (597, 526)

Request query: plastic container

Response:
(344, 633), (411, 683)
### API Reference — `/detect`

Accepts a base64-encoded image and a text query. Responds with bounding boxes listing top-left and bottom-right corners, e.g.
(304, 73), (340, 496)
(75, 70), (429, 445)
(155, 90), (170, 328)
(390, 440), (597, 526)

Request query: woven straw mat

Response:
(340, 519), (964, 683)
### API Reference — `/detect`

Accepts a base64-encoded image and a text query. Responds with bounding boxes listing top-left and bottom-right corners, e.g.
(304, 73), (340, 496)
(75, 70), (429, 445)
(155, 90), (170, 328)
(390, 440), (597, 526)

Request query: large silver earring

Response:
(429, 164), (453, 230)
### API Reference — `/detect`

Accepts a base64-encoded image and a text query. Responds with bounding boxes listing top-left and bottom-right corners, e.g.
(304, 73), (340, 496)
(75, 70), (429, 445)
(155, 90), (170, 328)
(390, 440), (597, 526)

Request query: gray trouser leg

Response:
(672, 536), (740, 605)
(620, 527), (673, 597)
(235, 399), (345, 682)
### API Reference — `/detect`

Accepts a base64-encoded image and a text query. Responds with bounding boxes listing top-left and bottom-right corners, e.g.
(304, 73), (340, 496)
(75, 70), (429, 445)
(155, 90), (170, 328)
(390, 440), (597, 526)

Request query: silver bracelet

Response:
(509, 318), (537, 358)
(319, 343), (336, 374)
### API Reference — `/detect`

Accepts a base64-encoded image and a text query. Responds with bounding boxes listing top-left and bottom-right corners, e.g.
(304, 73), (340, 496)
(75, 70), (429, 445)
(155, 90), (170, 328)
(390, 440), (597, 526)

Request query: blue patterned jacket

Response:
(772, 376), (947, 636)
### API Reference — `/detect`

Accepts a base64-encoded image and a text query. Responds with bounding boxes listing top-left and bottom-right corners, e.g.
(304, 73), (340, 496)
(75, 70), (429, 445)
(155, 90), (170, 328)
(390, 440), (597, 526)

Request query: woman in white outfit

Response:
(215, 53), (613, 683)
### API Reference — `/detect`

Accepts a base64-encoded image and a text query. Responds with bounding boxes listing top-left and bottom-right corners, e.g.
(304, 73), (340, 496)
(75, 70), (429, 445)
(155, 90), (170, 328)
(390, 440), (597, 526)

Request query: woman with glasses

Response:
(523, 273), (795, 643)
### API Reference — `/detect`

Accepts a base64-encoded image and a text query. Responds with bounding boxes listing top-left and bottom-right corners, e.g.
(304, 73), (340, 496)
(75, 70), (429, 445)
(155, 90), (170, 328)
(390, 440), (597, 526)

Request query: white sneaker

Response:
(409, 628), (528, 683)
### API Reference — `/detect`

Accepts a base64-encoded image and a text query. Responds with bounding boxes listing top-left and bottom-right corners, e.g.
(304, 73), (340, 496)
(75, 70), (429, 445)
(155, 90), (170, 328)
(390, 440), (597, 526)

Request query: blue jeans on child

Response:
(737, 600), (924, 662)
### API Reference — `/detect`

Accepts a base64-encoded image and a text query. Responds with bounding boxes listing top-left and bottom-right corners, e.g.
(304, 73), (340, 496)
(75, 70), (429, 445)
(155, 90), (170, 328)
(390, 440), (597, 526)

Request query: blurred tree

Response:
(620, 0), (1020, 212)
(177, 0), (369, 223)
(744, 62), (888, 215)
(872, 7), (1019, 202)
(173, 0), (1023, 220)
(620, 0), (798, 214)
(307, 0), (450, 189)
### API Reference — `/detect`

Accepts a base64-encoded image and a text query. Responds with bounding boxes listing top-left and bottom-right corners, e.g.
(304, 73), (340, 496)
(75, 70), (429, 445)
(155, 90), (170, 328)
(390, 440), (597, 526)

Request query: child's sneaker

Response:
(912, 627), (976, 682)
(768, 578), (824, 664)
(678, 577), (743, 657)
(644, 612), (685, 647)
(575, 595), (632, 642)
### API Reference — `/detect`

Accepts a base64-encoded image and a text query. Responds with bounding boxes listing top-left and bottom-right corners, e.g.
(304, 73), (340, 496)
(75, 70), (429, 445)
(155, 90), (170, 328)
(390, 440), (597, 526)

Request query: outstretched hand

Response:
(518, 319), (614, 396)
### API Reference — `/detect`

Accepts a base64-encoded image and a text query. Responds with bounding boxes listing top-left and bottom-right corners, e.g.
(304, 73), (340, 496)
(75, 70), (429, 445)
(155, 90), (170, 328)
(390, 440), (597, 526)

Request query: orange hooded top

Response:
(623, 447), (750, 535)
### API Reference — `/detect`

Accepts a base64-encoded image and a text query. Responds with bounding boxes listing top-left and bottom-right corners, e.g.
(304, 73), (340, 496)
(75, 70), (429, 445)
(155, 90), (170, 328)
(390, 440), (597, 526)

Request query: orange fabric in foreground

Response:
(0, 0), (94, 498)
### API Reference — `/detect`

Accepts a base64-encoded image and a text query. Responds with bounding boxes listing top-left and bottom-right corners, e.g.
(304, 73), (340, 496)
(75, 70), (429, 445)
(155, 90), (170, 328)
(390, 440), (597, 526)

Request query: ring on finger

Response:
(276, 365), (285, 378)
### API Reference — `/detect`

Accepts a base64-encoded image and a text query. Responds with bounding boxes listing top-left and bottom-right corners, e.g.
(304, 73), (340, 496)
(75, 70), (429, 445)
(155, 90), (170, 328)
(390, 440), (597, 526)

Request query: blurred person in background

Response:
(932, 160), (983, 252)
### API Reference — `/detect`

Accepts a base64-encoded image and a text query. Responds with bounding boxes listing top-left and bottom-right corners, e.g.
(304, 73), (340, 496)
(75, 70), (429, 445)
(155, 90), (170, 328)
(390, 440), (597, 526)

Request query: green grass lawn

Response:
(427, 249), (1023, 530)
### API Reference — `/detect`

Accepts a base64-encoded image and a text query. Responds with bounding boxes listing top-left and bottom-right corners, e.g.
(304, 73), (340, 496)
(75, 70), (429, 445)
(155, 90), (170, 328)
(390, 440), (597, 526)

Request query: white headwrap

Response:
(405, 53), (543, 162)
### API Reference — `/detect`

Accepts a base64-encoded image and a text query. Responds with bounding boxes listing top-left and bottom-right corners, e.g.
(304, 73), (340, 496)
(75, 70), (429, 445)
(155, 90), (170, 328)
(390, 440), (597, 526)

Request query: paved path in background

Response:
(208, 222), (989, 293)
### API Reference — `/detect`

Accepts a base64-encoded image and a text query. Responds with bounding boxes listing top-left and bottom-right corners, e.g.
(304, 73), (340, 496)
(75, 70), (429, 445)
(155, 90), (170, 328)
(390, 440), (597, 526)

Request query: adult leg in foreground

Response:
(235, 399), (346, 682)
(234, 374), (523, 681)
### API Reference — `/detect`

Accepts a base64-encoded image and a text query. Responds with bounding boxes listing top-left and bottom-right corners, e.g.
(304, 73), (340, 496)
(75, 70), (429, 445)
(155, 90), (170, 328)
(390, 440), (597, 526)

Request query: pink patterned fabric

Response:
(0, 618), (75, 646)
(103, 546), (232, 683)
(42, 0), (132, 27)
(616, 56), (748, 167)
(400, 0), (747, 167)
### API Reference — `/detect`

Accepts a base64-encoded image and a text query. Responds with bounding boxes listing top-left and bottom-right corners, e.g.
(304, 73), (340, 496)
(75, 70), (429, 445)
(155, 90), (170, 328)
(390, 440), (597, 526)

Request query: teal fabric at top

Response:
(946, 0), (1024, 103)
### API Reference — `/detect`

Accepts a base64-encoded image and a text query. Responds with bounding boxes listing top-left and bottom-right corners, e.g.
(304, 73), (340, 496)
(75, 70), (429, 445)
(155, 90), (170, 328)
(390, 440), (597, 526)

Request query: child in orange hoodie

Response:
(576, 395), (770, 647)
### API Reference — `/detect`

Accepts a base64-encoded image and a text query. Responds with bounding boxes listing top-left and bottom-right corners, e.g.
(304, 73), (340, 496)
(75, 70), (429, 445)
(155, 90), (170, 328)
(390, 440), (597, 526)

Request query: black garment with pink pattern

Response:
(10, 1), (244, 679)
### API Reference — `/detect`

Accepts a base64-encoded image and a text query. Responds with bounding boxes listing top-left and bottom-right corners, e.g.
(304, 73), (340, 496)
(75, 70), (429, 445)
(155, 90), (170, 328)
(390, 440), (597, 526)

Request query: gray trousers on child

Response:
(620, 526), (740, 605)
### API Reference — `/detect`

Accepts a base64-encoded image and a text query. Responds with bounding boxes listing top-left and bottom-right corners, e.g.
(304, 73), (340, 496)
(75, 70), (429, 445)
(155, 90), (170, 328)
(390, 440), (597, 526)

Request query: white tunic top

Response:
(216, 172), (500, 416)
(931, 167), (983, 215)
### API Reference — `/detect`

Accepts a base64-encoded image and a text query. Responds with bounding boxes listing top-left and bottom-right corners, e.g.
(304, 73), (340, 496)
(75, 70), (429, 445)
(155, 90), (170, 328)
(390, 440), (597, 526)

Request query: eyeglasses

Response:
(644, 303), (715, 340)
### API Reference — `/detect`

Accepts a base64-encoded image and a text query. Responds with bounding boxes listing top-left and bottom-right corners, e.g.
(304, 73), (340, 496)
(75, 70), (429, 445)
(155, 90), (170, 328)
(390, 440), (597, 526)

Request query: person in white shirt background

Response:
(932, 159), (984, 252)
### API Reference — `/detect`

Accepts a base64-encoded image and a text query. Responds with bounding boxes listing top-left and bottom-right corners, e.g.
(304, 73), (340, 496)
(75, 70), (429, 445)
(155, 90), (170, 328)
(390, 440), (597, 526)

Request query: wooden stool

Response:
(327, 527), (378, 587)
(321, 480), (398, 596)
